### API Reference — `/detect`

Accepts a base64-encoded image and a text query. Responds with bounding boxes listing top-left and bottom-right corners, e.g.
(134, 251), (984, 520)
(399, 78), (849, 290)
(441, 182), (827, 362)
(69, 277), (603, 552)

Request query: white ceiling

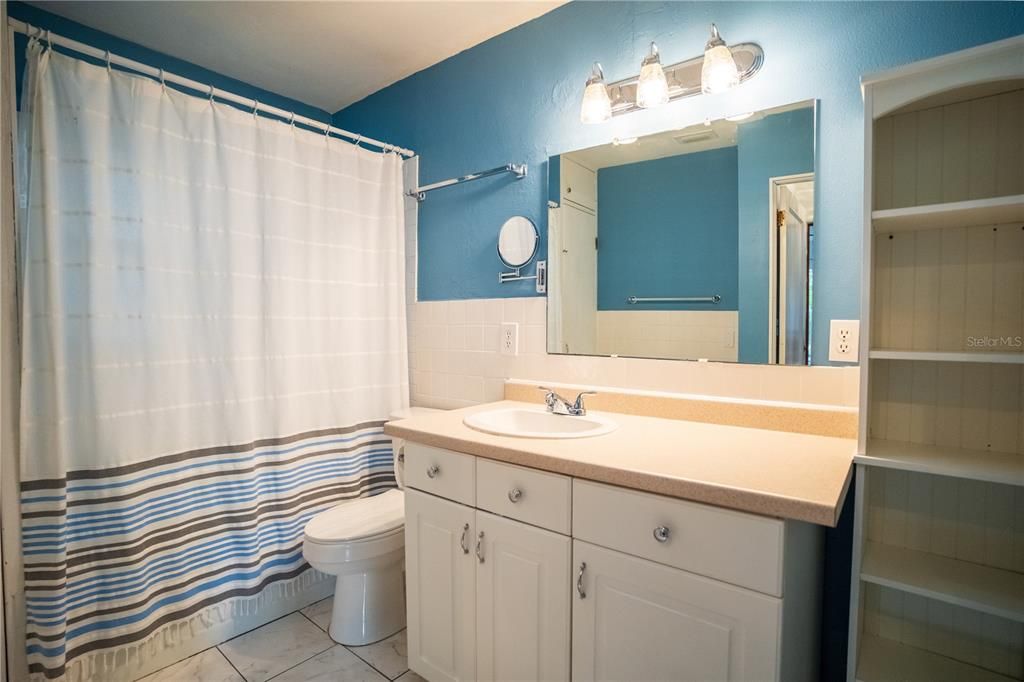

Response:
(28, 1), (564, 112)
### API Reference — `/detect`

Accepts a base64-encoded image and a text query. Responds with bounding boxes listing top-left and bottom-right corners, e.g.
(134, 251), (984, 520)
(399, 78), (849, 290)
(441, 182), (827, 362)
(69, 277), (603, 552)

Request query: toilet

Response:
(302, 406), (441, 645)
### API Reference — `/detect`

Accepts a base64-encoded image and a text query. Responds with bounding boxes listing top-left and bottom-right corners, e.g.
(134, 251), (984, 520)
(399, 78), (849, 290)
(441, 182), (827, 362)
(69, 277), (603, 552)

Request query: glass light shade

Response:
(580, 81), (612, 124)
(701, 43), (740, 94)
(636, 60), (669, 109)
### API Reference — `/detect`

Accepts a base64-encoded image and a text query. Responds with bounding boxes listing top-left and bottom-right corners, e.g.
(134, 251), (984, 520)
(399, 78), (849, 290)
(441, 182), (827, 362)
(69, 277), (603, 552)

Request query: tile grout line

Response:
(262, 641), (338, 682)
(342, 644), (401, 682)
(299, 598), (405, 675)
(215, 646), (248, 682)
(132, 644), (219, 682)
(297, 605), (329, 633)
(343, 631), (410, 681)
(222, 609), (335, 682)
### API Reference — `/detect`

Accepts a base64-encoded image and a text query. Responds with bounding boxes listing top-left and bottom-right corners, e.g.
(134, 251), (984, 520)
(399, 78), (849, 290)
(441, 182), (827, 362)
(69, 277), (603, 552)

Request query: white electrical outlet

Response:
(500, 322), (519, 356)
(829, 319), (860, 363)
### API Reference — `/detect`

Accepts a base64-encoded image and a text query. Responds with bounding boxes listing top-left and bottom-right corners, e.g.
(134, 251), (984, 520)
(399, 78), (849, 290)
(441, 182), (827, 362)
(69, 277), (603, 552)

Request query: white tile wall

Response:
(401, 168), (857, 411)
(407, 297), (859, 410)
(595, 310), (739, 362)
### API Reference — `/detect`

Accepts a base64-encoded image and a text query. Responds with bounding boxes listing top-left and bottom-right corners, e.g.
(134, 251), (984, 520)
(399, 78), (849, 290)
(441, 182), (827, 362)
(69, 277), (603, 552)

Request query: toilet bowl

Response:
(302, 406), (441, 645)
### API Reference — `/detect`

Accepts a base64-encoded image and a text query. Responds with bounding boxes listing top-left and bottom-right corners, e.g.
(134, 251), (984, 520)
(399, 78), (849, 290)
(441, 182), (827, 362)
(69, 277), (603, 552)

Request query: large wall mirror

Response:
(547, 100), (817, 365)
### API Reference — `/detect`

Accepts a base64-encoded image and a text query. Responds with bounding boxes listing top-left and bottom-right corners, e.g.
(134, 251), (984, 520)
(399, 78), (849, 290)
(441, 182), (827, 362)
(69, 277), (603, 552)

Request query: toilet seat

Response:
(304, 489), (404, 544)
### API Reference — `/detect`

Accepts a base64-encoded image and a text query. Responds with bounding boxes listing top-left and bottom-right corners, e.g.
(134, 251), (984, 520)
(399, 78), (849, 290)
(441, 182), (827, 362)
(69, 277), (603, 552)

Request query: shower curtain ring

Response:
(289, 112), (296, 128)
(208, 84), (215, 103)
(105, 50), (112, 72)
(158, 68), (166, 89)
(252, 100), (260, 118)
(45, 30), (53, 52)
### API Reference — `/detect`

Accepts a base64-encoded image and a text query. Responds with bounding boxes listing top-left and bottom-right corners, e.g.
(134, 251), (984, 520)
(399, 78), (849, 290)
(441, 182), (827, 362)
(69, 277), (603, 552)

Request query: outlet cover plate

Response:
(829, 319), (860, 363)
(500, 322), (518, 356)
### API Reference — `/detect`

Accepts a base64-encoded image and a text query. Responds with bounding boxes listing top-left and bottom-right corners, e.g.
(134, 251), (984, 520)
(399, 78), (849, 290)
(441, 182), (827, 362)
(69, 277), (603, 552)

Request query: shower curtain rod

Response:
(6, 18), (416, 158)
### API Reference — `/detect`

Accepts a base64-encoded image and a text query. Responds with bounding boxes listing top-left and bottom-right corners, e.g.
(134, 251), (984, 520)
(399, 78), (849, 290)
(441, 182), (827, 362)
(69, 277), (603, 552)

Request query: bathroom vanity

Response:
(387, 400), (854, 682)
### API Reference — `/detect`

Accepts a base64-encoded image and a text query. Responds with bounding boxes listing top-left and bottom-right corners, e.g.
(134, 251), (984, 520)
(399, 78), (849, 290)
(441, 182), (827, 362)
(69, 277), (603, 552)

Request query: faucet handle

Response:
(538, 386), (572, 414)
(573, 391), (597, 414)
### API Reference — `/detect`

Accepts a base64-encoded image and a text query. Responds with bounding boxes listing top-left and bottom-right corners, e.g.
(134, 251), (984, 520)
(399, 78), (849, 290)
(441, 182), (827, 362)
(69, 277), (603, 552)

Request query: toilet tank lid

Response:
(304, 489), (404, 543)
(389, 406), (443, 421)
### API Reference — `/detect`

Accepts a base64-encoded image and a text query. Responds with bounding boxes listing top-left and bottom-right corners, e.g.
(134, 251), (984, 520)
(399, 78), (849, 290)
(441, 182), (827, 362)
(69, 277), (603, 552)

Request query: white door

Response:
(475, 511), (571, 682)
(405, 489), (477, 682)
(558, 203), (598, 355)
(572, 540), (781, 682)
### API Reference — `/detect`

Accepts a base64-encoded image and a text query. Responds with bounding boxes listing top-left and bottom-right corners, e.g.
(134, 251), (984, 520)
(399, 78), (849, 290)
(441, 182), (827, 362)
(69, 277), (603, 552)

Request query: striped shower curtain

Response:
(17, 42), (408, 681)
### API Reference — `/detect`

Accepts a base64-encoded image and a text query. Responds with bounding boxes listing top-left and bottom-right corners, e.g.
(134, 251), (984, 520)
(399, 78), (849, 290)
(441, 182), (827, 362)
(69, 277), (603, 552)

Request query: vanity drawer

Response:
(476, 459), (571, 534)
(404, 444), (475, 506)
(572, 480), (784, 596)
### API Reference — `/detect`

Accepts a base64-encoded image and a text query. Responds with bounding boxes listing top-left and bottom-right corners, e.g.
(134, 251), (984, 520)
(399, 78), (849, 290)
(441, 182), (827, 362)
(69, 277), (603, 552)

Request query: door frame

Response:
(767, 172), (815, 365)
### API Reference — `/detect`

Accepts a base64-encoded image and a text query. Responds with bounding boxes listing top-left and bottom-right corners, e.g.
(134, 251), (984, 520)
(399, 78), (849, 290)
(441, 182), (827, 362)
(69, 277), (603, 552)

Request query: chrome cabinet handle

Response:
(426, 464), (440, 479)
(653, 526), (670, 543)
(576, 562), (586, 599)
(460, 523), (470, 554)
(475, 531), (485, 563)
(508, 487), (523, 503)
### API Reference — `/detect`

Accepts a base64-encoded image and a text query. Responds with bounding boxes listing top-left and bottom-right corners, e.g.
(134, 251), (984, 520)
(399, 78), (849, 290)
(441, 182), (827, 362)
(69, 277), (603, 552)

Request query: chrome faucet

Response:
(539, 387), (597, 416)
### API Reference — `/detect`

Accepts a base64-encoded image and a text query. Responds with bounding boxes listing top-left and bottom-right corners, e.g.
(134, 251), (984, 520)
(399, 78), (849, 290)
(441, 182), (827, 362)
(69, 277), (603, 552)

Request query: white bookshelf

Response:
(872, 194), (1024, 233)
(858, 439), (1024, 486)
(868, 349), (1024, 364)
(850, 36), (1024, 682)
(860, 541), (1024, 622)
(857, 634), (1018, 682)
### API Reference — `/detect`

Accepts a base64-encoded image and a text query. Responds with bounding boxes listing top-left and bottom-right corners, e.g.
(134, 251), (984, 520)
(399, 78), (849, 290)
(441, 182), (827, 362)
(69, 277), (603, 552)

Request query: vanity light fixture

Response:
(579, 25), (762, 123)
(612, 136), (638, 145)
(579, 62), (612, 124)
(725, 111), (754, 122)
(701, 24), (740, 94)
(636, 42), (670, 109)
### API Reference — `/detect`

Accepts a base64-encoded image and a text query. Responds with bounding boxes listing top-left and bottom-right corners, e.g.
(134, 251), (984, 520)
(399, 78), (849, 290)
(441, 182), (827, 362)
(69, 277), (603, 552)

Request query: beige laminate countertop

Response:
(386, 400), (855, 527)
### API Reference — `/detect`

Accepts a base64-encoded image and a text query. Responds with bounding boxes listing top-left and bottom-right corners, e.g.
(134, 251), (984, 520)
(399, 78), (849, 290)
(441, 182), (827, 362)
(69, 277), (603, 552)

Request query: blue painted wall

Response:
(7, 2), (330, 123)
(335, 1), (1024, 365)
(737, 107), (815, 363)
(596, 148), (739, 311)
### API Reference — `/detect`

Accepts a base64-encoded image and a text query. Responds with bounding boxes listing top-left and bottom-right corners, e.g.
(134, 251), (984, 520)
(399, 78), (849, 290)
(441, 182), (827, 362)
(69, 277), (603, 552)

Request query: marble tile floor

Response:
(137, 598), (425, 682)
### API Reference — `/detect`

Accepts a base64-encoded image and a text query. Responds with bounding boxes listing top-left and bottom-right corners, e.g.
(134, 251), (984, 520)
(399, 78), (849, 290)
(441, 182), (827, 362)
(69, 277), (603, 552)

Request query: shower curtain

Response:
(17, 41), (408, 681)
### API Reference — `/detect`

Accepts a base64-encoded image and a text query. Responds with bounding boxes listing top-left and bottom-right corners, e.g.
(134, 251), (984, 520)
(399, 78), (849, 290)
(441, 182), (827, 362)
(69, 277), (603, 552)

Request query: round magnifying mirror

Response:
(497, 216), (539, 269)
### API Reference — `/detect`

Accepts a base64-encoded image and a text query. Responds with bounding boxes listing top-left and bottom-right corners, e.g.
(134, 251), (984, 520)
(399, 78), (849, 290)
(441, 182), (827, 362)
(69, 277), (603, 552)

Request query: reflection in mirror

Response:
(546, 100), (816, 365)
(498, 216), (539, 268)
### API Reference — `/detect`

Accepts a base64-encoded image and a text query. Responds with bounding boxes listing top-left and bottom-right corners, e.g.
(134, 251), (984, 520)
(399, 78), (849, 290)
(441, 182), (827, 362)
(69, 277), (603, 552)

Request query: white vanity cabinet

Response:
(475, 511), (571, 682)
(572, 540), (780, 682)
(405, 488), (477, 682)
(403, 443), (823, 682)
(404, 446), (572, 682)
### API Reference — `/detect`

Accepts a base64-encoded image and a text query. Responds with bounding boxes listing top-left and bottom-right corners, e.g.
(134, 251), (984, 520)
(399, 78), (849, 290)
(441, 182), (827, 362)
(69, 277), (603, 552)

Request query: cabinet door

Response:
(476, 511), (571, 682)
(561, 157), (597, 212)
(405, 489), (476, 682)
(572, 540), (781, 682)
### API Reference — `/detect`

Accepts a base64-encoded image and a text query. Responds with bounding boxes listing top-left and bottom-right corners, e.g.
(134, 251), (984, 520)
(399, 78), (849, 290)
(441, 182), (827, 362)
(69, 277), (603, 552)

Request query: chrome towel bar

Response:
(626, 295), (722, 304)
(407, 163), (527, 201)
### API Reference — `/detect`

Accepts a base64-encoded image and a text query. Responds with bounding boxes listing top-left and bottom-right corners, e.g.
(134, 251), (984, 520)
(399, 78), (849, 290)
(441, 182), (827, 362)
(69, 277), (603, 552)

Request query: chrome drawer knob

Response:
(653, 526), (670, 543)
(426, 464), (440, 479)
(508, 487), (523, 503)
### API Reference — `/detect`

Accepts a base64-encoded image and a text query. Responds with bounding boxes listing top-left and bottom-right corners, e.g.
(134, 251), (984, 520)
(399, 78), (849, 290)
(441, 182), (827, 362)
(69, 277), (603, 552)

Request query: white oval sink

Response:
(463, 407), (617, 439)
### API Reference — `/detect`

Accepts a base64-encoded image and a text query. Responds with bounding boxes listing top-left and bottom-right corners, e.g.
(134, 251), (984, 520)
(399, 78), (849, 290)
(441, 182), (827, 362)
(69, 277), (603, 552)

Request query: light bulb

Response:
(580, 62), (612, 124)
(701, 24), (739, 94)
(636, 42), (669, 109)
